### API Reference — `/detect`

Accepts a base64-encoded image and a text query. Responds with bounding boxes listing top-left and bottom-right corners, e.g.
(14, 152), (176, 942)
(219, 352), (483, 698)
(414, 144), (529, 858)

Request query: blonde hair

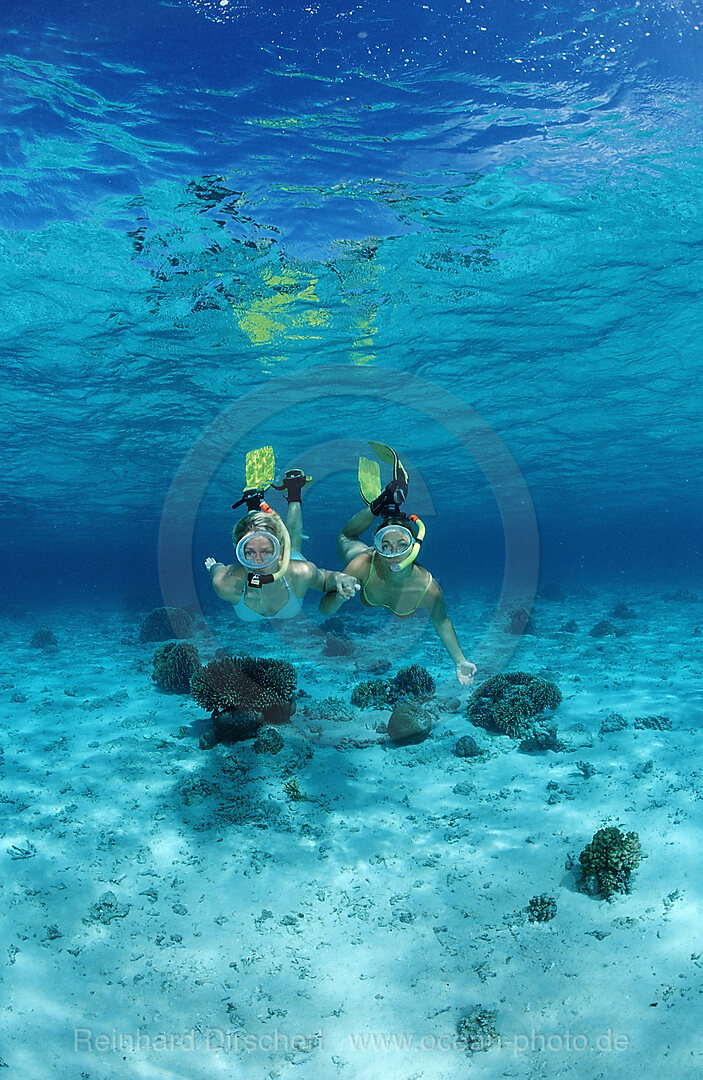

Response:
(232, 509), (286, 547)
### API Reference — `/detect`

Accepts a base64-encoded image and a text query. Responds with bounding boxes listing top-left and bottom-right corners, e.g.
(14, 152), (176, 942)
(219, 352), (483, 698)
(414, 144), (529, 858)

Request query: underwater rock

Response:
(84, 891), (131, 924)
(214, 710), (265, 745)
(467, 672), (562, 739)
(320, 616), (348, 637)
(152, 641), (201, 693)
(199, 727), (218, 751)
(30, 628), (58, 651)
(179, 775), (217, 805)
(663, 588), (698, 603)
(253, 726), (284, 754)
(454, 734), (482, 758)
(387, 702), (433, 745)
(456, 1005), (499, 1053)
(526, 894), (557, 922)
(304, 696), (354, 723)
(506, 607), (536, 635)
(599, 711), (629, 736)
(579, 826), (642, 899)
(354, 657), (392, 676)
(610, 600), (636, 619)
(559, 724), (594, 751)
(633, 714), (672, 730)
(560, 619), (578, 633)
(324, 633), (354, 657)
(139, 606), (194, 643)
(589, 619), (616, 638)
(520, 718), (561, 753)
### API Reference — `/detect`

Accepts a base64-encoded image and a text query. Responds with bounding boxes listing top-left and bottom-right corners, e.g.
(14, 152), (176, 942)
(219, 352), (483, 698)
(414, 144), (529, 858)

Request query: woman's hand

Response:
(334, 572), (360, 601)
(455, 660), (477, 687)
(204, 557), (217, 572)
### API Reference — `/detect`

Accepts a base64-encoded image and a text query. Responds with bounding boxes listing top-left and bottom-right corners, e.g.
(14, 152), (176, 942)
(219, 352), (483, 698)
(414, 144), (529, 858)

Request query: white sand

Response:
(1, 586), (702, 1079)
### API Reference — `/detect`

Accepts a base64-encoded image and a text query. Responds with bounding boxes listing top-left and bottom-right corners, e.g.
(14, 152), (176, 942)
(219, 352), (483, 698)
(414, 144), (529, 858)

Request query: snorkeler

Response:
(319, 442), (477, 687)
(205, 446), (359, 620)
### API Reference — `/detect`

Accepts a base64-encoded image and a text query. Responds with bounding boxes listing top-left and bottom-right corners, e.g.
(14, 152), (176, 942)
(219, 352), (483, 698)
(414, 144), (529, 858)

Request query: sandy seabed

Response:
(1, 583), (702, 1080)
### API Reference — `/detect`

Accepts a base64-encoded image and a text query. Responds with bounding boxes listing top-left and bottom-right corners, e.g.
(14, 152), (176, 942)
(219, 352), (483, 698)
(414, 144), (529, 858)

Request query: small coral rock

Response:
(520, 718), (561, 753)
(467, 672), (562, 739)
(30, 628), (58, 651)
(387, 702), (433, 745)
(190, 654), (296, 717)
(139, 607), (194, 643)
(351, 678), (390, 709)
(526, 894), (557, 922)
(589, 619), (616, 638)
(152, 641), (200, 693)
(455, 734), (482, 758)
(324, 634), (354, 657)
(389, 664), (436, 702)
(579, 825), (642, 899)
(506, 607), (535, 635)
(254, 726), (284, 754)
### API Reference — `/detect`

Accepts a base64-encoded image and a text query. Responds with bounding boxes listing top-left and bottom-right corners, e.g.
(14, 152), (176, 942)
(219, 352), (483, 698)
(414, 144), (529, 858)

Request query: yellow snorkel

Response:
(394, 514), (425, 571)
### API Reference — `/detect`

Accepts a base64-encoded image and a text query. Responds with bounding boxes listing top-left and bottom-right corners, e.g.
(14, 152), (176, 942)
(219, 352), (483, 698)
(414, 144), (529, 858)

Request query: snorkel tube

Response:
(394, 513), (425, 571)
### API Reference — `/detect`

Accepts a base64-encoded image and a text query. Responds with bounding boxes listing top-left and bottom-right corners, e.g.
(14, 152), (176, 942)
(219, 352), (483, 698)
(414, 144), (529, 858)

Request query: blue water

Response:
(2, 0), (702, 613)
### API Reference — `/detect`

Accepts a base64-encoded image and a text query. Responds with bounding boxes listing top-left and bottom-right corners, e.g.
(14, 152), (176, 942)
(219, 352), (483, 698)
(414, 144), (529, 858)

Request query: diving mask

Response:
(374, 524), (414, 561)
(235, 531), (281, 571)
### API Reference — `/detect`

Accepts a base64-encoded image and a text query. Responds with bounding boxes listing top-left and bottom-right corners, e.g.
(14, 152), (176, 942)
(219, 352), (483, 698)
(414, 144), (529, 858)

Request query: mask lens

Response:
(235, 531), (280, 570)
(374, 525), (414, 559)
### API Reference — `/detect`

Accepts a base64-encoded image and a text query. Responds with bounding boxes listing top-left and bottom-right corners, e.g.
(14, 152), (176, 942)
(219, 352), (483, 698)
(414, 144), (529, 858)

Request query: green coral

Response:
(351, 665), (436, 709)
(253, 726), (284, 755)
(466, 672), (562, 738)
(350, 678), (390, 709)
(190, 654), (296, 717)
(526, 895), (557, 922)
(283, 777), (306, 801)
(152, 641), (201, 693)
(579, 826), (642, 899)
(139, 606), (193, 643)
(457, 1005), (499, 1053)
(389, 664), (435, 702)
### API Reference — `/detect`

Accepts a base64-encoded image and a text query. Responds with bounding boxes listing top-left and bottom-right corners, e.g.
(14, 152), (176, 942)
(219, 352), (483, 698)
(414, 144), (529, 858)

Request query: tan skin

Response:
(319, 508), (477, 687)
(205, 534), (358, 617)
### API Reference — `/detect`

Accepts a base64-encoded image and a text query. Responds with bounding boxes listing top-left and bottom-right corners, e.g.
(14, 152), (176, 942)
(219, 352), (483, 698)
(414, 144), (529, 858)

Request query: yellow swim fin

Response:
(363, 441), (409, 515)
(244, 445), (276, 492)
(358, 455), (382, 506)
(367, 441), (409, 490)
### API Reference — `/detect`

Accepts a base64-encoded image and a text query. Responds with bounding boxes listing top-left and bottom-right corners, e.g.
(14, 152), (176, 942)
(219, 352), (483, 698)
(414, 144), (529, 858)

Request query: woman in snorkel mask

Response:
(205, 508), (359, 622)
(319, 443), (477, 688)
